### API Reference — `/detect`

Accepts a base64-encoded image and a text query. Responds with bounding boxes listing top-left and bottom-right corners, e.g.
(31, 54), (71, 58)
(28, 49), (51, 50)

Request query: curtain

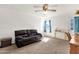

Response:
(44, 20), (46, 32)
(49, 20), (51, 33)
(74, 16), (79, 32)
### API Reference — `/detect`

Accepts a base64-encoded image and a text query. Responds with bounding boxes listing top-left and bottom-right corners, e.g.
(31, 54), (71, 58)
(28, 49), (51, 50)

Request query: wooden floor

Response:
(0, 37), (70, 54)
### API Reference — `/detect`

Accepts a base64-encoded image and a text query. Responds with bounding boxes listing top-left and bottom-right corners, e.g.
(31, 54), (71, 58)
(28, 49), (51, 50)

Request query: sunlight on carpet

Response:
(42, 37), (51, 43)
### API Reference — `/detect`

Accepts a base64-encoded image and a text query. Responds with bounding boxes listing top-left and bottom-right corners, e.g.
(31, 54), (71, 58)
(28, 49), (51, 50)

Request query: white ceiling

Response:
(0, 4), (79, 11)
(0, 4), (79, 15)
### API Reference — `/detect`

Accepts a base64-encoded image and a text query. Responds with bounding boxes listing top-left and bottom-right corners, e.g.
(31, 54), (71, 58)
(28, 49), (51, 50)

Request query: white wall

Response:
(0, 4), (79, 42)
(53, 13), (72, 39)
(0, 4), (41, 43)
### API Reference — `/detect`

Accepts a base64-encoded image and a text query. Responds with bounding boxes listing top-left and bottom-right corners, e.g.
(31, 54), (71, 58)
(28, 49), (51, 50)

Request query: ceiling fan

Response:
(34, 4), (56, 12)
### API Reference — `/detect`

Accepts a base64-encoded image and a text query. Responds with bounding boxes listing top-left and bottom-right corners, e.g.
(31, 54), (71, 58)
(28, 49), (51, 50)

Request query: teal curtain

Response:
(74, 16), (79, 32)
(71, 16), (79, 32)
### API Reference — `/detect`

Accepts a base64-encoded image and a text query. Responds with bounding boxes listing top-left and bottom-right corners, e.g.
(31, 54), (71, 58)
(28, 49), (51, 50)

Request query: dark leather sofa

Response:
(15, 29), (42, 48)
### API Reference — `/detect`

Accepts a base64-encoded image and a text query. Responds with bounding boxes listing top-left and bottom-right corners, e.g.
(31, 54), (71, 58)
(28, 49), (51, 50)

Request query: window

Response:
(44, 20), (52, 33)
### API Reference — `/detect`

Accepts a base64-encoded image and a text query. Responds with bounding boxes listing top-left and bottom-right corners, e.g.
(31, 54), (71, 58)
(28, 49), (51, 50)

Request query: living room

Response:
(0, 4), (79, 54)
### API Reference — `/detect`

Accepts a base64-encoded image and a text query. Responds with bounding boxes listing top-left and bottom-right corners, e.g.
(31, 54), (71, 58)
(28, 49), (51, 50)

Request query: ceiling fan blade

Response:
(48, 9), (56, 12)
(35, 9), (56, 12)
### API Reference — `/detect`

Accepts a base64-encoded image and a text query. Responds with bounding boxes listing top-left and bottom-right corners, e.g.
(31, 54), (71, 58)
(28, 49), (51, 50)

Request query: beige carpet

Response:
(0, 37), (70, 54)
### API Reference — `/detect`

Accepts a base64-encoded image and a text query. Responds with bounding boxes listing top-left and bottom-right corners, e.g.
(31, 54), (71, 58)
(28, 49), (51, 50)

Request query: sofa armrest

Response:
(15, 36), (23, 40)
(16, 36), (23, 38)
(36, 33), (42, 37)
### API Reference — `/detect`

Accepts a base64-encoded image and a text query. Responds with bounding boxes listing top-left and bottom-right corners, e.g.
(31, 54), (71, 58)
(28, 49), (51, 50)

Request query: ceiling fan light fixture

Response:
(43, 10), (47, 14)
(43, 4), (48, 11)
(76, 10), (79, 15)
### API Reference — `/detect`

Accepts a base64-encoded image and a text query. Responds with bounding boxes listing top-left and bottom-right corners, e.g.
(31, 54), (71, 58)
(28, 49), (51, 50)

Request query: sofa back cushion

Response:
(15, 30), (26, 36)
(30, 30), (37, 34)
(15, 29), (37, 36)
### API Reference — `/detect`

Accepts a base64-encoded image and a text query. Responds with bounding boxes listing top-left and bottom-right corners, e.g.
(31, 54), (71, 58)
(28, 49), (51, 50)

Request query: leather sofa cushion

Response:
(30, 30), (37, 33)
(27, 30), (37, 35)
(15, 30), (26, 36)
(21, 34), (28, 37)
(16, 36), (23, 38)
